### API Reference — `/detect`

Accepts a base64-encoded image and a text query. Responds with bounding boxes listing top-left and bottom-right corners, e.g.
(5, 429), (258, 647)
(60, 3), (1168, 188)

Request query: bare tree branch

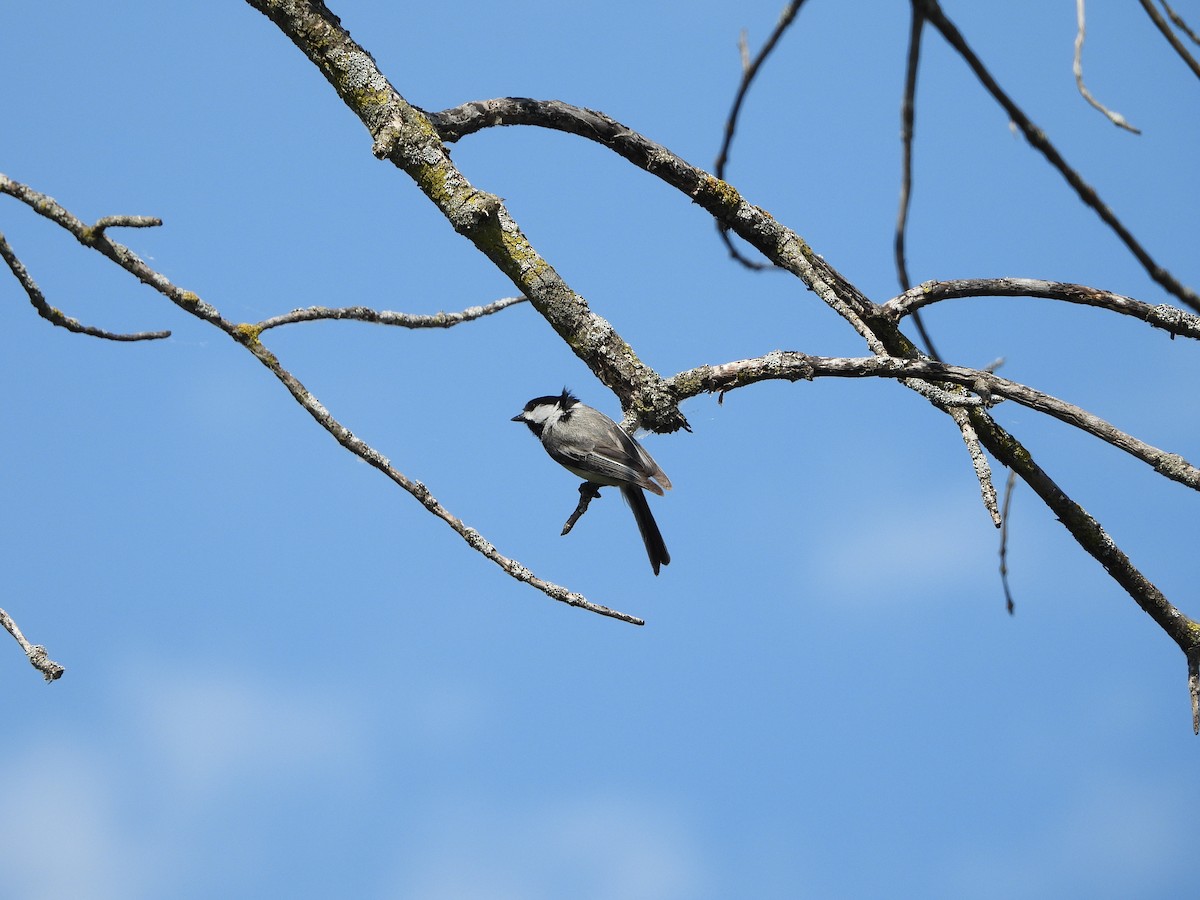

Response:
(0, 607), (64, 682)
(1140, 0), (1200, 79)
(669, 351), (1200, 492)
(714, 1), (805, 178)
(234, 331), (645, 626)
(1074, 0), (1142, 133)
(0, 227), (171, 342)
(255, 296), (526, 331)
(883, 278), (1200, 341)
(1160, 0), (1200, 46)
(2, 174), (231, 329)
(428, 98), (1129, 552)
(91, 214), (164, 235)
(920, 0), (1200, 312)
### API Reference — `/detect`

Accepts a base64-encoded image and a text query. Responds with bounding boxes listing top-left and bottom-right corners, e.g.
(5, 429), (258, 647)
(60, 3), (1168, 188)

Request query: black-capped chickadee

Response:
(512, 389), (672, 575)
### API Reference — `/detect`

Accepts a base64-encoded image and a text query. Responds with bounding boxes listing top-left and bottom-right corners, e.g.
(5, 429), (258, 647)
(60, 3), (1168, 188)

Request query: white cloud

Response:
(804, 491), (997, 602)
(129, 671), (364, 798)
(0, 667), (373, 900)
(944, 773), (1192, 898)
(386, 794), (710, 900)
(0, 745), (159, 900)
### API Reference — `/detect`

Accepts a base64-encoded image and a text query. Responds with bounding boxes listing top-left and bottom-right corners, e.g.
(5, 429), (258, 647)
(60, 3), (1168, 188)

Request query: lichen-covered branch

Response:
(243, 0), (683, 432)
(427, 96), (885, 354)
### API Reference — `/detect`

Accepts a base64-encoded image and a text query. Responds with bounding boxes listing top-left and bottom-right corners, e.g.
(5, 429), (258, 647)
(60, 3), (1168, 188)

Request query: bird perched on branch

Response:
(512, 389), (672, 574)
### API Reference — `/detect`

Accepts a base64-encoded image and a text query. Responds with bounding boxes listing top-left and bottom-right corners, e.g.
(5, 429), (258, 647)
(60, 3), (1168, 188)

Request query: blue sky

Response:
(3, 2), (1199, 898)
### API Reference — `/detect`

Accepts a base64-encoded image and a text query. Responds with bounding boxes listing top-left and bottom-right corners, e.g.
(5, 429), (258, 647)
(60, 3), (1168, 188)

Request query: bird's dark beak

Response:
(511, 413), (524, 422)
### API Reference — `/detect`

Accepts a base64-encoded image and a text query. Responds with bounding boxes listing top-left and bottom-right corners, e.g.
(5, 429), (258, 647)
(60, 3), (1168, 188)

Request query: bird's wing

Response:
(632, 439), (671, 492)
(545, 405), (667, 494)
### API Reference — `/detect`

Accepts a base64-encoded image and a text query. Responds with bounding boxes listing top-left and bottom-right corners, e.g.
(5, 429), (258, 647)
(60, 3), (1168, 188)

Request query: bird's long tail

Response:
(623, 486), (670, 576)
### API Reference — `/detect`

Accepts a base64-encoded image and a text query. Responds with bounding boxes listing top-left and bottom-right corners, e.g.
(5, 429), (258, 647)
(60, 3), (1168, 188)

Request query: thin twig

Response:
(714, 1), (804, 177)
(91, 215), (164, 237)
(1160, 0), (1200, 45)
(895, 2), (942, 359)
(999, 469), (1017, 614)
(0, 231), (171, 342)
(713, 1), (805, 270)
(256, 296), (526, 331)
(922, 0), (1200, 312)
(0, 607), (64, 682)
(1140, 0), (1200, 79)
(1073, 0), (1141, 133)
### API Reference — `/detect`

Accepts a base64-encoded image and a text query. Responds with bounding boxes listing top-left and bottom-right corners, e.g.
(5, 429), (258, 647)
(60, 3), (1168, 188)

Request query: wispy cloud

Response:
(384, 794), (711, 900)
(944, 773), (1192, 898)
(129, 671), (364, 798)
(0, 745), (158, 900)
